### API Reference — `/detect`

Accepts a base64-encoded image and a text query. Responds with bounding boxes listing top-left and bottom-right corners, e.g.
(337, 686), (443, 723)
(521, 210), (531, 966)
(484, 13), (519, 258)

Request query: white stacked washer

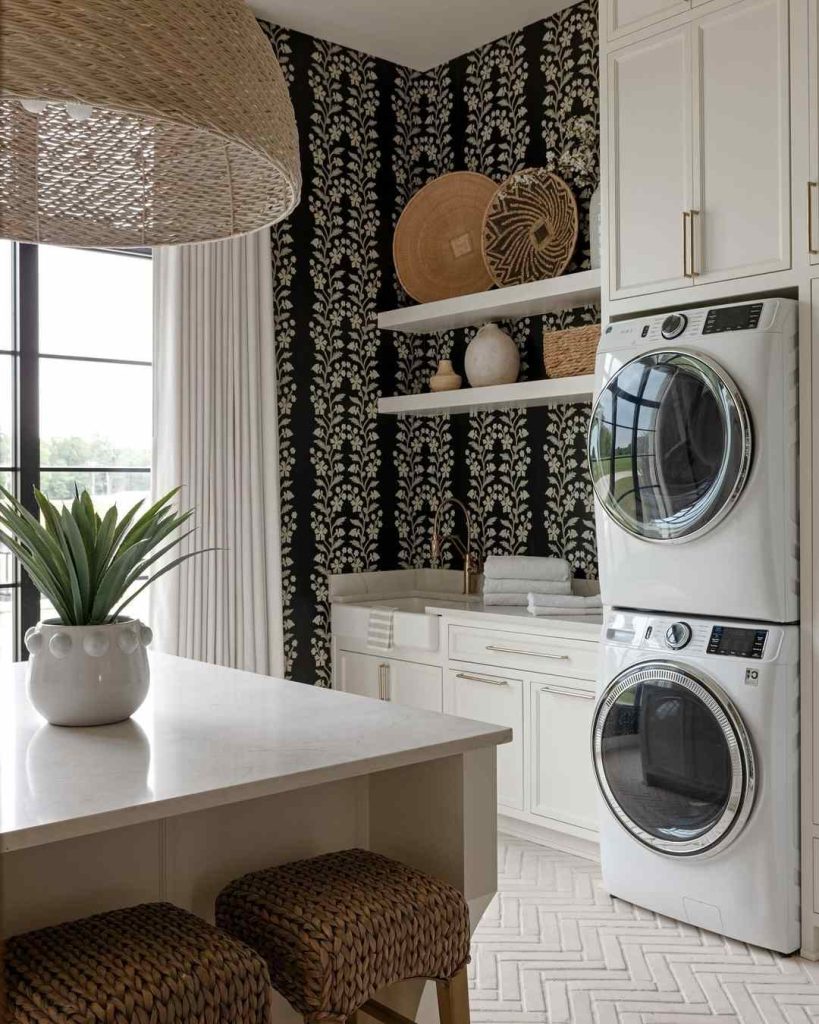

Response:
(593, 609), (800, 954)
(587, 298), (798, 623)
(588, 299), (801, 953)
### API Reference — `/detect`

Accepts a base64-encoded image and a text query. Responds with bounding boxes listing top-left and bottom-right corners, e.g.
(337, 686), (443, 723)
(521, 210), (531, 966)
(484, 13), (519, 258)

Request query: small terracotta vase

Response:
(429, 359), (462, 393)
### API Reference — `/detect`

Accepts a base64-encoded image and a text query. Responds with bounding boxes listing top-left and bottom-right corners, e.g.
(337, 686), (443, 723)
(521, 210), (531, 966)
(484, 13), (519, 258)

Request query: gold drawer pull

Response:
(378, 663), (390, 701)
(485, 644), (569, 660)
(456, 672), (509, 686)
(682, 210), (691, 277)
(809, 182), (819, 255)
(540, 684), (595, 700)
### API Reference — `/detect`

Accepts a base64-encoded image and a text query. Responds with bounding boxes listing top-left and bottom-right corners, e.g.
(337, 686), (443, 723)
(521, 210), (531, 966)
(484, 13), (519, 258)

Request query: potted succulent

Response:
(0, 485), (208, 727)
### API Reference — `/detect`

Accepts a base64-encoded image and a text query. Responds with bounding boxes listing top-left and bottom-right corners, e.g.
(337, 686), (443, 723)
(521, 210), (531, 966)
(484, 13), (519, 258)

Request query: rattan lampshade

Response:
(0, 0), (302, 248)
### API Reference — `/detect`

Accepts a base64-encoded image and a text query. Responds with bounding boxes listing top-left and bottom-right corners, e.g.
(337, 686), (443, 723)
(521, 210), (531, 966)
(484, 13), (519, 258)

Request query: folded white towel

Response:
(484, 555), (570, 582)
(483, 578), (572, 595)
(367, 607), (396, 651)
(527, 592), (603, 610)
(482, 593), (530, 606)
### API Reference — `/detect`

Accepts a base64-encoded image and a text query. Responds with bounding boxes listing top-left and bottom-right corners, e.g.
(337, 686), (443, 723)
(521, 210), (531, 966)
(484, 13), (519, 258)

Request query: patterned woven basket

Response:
(543, 324), (601, 378)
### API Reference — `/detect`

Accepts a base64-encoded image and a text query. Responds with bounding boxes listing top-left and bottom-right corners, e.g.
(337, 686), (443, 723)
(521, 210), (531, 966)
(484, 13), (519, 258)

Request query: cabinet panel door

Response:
(336, 650), (383, 700)
(808, 0), (819, 264)
(450, 668), (524, 811)
(606, 0), (689, 42)
(531, 679), (598, 834)
(608, 26), (693, 299)
(388, 661), (443, 713)
(692, 0), (790, 281)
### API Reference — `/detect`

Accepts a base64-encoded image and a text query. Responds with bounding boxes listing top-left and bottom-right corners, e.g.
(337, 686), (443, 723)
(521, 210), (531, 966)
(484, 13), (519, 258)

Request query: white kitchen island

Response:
(1, 653), (509, 1023)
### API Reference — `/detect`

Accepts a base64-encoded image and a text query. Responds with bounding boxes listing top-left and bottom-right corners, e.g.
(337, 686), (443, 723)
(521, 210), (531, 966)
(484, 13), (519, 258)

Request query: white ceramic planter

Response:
(24, 618), (153, 727)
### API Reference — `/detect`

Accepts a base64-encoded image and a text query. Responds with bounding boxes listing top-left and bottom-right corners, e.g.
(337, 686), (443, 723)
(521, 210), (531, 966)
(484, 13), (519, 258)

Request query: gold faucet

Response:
(431, 497), (482, 596)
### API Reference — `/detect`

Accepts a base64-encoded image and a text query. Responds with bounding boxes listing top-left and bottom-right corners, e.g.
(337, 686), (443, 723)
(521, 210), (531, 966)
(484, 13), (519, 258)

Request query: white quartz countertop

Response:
(1, 653), (510, 853)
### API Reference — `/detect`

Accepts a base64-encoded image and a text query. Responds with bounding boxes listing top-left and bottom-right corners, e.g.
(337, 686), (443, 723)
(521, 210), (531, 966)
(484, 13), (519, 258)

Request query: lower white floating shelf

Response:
(377, 375), (596, 416)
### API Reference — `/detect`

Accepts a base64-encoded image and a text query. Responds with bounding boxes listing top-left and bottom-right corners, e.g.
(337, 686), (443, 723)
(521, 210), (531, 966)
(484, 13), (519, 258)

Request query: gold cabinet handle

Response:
(689, 209), (699, 277)
(809, 182), (818, 254)
(485, 643), (569, 660)
(540, 684), (595, 700)
(378, 663), (390, 700)
(456, 672), (510, 686)
(683, 210), (691, 277)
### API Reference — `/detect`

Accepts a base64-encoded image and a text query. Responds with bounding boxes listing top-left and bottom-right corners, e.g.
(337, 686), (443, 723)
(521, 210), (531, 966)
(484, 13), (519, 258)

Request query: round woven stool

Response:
(215, 848), (472, 1024)
(4, 901), (273, 1024)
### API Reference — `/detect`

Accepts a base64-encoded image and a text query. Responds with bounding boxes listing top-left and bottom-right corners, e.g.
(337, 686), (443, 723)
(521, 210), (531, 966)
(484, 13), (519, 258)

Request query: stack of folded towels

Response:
(482, 555), (602, 616)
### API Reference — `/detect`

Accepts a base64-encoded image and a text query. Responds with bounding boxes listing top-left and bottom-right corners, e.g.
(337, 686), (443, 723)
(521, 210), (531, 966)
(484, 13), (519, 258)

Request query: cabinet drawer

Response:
(448, 625), (598, 680)
(448, 667), (524, 811)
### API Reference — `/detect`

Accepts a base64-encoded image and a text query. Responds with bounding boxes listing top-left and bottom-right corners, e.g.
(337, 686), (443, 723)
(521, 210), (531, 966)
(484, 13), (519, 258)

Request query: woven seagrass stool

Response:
(215, 848), (472, 1024)
(4, 901), (273, 1024)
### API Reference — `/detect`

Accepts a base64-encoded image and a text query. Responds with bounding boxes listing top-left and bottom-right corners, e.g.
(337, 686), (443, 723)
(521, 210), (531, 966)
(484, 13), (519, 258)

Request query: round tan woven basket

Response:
(0, 0), (301, 247)
(393, 172), (497, 303)
(543, 323), (600, 378)
(482, 169), (578, 287)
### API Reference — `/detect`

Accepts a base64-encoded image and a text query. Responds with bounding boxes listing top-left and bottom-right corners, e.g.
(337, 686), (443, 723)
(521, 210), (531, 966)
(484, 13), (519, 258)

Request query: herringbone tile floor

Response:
(469, 835), (819, 1024)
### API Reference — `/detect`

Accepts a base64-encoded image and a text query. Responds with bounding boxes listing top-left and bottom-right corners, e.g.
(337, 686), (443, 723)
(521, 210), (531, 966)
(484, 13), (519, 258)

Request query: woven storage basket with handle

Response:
(543, 324), (601, 378)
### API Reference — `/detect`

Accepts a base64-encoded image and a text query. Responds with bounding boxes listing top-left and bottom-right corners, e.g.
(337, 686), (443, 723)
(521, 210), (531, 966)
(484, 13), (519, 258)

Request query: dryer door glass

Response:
(587, 351), (752, 541)
(592, 662), (755, 856)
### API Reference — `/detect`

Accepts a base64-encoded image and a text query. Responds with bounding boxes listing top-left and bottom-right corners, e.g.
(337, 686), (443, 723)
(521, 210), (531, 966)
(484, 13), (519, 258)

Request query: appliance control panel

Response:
(603, 610), (783, 663)
(600, 298), (784, 351)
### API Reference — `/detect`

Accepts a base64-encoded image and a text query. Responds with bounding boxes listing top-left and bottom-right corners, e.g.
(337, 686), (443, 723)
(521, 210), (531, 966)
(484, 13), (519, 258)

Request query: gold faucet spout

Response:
(431, 497), (481, 596)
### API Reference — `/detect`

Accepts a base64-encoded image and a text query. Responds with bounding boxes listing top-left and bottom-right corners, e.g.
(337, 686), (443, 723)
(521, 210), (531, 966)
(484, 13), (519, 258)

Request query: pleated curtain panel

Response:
(151, 230), (285, 675)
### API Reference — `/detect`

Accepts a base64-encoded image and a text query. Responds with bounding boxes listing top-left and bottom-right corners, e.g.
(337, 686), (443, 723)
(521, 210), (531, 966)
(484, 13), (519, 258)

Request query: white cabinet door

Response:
(336, 650), (384, 700)
(450, 667), (524, 811)
(530, 678), (599, 834)
(606, 0), (689, 43)
(608, 26), (694, 299)
(691, 0), (790, 282)
(806, 0), (819, 264)
(387, 661), (443, 713)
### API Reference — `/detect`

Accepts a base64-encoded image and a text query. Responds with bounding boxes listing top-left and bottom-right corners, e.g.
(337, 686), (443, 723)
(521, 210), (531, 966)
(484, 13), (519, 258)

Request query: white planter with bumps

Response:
(25, 618), (153, 727)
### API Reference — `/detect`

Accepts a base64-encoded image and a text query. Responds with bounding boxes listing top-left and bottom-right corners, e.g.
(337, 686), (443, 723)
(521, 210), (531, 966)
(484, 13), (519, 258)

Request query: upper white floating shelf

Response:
(377, 269), (601, 334)
(378, 375), (596, 417)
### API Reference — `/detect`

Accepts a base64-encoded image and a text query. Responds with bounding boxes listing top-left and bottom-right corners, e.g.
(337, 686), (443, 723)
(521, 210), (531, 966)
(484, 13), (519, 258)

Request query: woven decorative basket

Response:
(543, 324), (601, 378)
(482, 169), (578, 287)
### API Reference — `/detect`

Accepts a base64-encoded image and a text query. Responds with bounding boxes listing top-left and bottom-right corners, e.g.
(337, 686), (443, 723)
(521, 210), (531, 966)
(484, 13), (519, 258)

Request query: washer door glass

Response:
(588, 351), (752, 541)
(592, 663), (755, 856)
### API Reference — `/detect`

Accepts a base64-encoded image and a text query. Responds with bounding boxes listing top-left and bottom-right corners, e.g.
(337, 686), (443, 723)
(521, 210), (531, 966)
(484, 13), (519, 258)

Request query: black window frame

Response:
(1, 242), (152, 662)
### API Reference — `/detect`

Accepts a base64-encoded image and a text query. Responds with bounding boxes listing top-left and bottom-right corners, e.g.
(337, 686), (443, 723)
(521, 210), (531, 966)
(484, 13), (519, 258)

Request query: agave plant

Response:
(0, 485), (209, 626)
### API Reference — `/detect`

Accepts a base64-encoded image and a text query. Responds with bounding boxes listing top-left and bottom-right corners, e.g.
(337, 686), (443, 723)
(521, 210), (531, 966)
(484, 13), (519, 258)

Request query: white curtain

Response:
(151, 230), (284, 676)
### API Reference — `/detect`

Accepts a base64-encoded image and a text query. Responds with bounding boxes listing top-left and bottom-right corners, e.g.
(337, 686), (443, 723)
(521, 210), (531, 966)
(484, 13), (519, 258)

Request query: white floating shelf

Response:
(378, 375), (596, 417)
(378, 269), (601, 334)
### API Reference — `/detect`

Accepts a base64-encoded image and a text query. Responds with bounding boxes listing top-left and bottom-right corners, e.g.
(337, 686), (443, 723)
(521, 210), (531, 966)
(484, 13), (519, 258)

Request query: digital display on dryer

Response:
(707, 625), (767, 658)
(702, 303), (762, 334)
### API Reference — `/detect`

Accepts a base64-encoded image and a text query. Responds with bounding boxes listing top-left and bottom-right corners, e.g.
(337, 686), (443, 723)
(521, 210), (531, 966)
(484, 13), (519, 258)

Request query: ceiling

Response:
(248, 0), (578, 70)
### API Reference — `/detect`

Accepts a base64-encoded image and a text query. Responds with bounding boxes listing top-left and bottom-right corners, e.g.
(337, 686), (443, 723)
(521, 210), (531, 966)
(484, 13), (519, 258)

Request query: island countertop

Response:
(2, 652), (511, 853)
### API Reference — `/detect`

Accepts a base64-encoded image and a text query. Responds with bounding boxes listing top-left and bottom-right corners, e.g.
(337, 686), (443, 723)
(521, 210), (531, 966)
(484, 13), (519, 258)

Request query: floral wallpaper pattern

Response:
(260, 1), (599, 685)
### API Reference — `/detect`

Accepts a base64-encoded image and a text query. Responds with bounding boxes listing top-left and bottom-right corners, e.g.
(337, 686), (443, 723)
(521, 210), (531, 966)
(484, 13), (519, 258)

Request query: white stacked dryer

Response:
(588, 298), (798, 623)
(588, 298), (801, 953)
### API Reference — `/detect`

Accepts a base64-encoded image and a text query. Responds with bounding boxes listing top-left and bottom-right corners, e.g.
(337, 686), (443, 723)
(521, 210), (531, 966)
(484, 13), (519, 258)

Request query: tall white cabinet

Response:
(604, 0), (791, 308)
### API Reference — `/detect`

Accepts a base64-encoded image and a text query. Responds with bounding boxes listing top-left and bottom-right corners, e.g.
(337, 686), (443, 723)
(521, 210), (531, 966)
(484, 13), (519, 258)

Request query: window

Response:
(0, 242), (153, 666)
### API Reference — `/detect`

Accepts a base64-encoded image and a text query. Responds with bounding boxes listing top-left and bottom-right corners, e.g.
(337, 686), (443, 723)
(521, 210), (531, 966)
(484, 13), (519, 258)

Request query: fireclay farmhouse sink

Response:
(330, 594), (479, 652)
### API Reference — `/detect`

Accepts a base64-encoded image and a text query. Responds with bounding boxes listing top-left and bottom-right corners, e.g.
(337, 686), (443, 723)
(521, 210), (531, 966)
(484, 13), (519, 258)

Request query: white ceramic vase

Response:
(464, 323), (520, 387)
(25, 618), (153, 727)
(589, 185), (601, 270)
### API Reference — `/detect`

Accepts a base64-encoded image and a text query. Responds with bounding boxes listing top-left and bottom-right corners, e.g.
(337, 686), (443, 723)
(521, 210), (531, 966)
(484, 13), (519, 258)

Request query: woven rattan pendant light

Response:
(0, 0), (301, 247)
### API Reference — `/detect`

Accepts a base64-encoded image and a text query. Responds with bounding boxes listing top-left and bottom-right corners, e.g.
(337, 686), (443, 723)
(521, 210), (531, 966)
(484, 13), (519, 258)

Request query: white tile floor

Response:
(469, 835), (819, 1024)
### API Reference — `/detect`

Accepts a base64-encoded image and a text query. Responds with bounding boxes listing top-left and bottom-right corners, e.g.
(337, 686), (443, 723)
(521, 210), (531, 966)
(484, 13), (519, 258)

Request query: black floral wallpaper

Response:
(261, 2), (600, 686)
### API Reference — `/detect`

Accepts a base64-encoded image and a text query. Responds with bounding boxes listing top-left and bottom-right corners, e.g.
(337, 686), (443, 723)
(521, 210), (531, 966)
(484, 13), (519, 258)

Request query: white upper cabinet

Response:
(691, 0), (790, 282)
(606, 0), (690, 42)
(606, 0), (791, 304)
(807, 0), (819, 264)
(607, 27), (693, 298)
